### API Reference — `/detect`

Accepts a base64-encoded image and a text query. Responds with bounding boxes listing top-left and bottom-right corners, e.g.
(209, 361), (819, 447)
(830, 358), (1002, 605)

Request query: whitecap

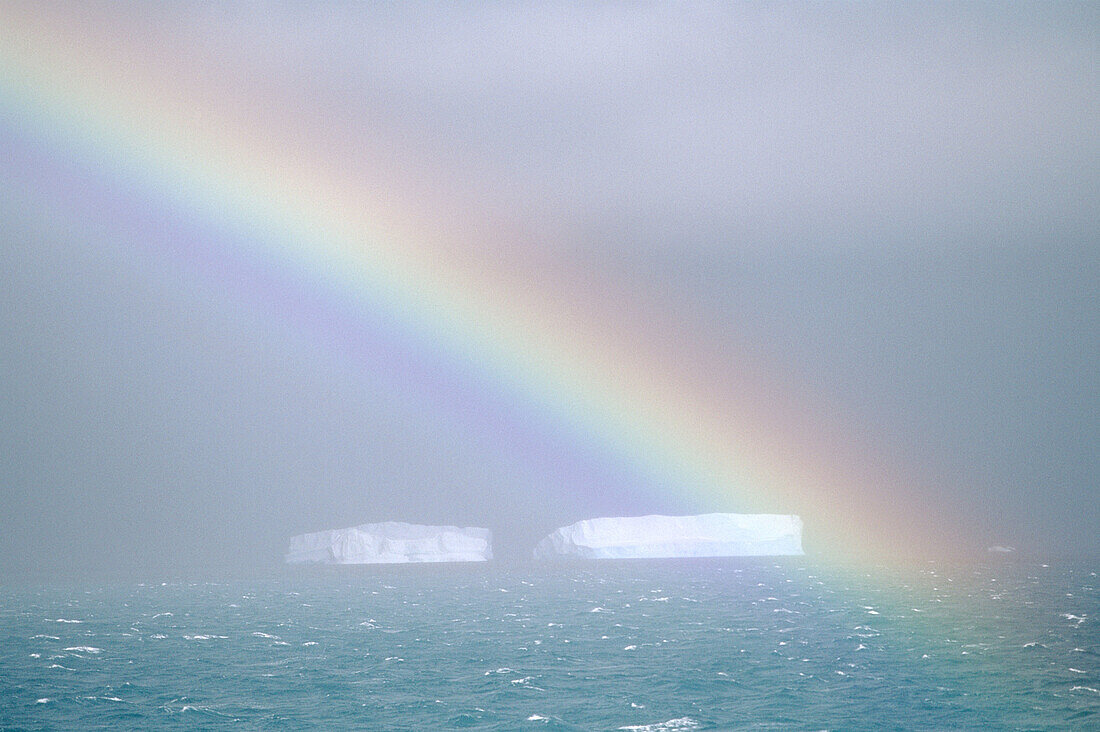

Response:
(252, 632), (280, 639)
(32, 634), (60, 640)
(166, 703), (234, 718)
(527, 714), (549, 721)
(618, 717), (700, 731)
(35, 698), (50, 704)
(64, 646), (102, 654)
(49, 618), (83, 623)
(1071, 686), (1099, 694)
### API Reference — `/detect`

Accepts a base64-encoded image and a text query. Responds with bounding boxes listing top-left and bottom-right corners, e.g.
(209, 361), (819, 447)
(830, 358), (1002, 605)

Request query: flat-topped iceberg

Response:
(533, 513), (803, 559)
(286, 522), (492, 564)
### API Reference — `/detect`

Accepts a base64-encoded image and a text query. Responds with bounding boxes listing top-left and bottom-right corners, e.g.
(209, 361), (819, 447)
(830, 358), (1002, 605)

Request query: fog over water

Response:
(1, 2), (1097, 578)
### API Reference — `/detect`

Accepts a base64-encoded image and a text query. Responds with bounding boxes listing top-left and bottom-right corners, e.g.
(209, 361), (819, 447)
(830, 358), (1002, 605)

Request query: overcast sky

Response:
(1, 2), (1097, 577)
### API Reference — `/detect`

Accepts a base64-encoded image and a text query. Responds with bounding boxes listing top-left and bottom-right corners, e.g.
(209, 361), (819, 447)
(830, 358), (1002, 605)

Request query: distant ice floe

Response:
(286, 522), (492, 564)
(534, 514), (803, 559)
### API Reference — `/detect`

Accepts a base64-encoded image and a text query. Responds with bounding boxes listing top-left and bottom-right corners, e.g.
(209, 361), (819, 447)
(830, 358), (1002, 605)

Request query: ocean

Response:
(1, 559), (1096, 730)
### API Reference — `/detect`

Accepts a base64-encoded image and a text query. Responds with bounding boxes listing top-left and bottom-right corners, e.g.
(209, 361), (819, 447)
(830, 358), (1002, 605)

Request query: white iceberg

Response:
(285, 522), (492, 564)
(533, 513), (803, 559)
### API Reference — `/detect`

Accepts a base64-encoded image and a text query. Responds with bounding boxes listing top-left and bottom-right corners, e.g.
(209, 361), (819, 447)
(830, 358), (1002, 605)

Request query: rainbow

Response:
(0, 5), (952, 565)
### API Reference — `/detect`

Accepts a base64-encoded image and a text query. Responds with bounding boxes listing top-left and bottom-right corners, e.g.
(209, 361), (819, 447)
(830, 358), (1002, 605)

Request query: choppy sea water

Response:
(1, 559), (1096, 730)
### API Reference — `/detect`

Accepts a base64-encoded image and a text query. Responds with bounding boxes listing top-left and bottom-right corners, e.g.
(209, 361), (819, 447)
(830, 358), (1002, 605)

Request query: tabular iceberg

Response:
(285, 522), (492, 564)
(533, 513), (803, 559)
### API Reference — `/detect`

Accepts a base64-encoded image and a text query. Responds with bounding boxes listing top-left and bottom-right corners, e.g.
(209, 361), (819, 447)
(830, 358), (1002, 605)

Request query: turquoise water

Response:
(1, 560), (1096, 730)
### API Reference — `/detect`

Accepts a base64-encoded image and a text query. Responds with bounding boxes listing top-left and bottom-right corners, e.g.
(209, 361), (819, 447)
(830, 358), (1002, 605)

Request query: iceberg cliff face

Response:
(286, 522), (492, 564)
(533, 514), (803, 559)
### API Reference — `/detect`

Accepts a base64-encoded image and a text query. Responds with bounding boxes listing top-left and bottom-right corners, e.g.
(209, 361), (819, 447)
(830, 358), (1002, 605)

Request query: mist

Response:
(1, 1), (1097, 578)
